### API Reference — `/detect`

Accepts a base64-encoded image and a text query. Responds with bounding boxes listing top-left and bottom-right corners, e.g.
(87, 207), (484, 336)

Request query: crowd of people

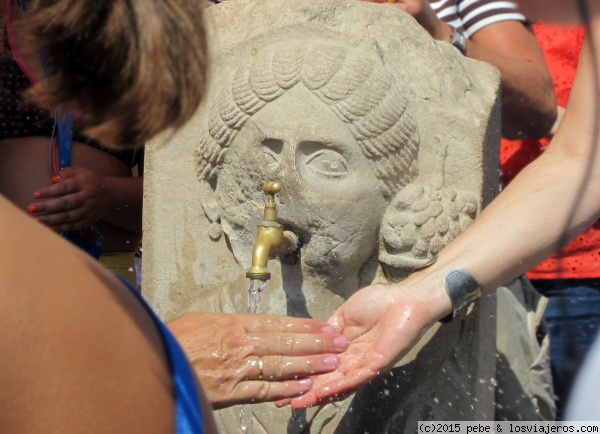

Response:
(1, 0), (600, 431)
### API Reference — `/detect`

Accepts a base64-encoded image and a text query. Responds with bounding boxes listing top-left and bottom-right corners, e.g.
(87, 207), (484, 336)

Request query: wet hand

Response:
(280, 283), (438, 409)
(28, 167), (110, 232)
(167, 312), (349, 409)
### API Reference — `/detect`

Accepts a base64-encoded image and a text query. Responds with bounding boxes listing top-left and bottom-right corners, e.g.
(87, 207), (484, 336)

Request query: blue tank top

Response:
(122, 279), (206, 434)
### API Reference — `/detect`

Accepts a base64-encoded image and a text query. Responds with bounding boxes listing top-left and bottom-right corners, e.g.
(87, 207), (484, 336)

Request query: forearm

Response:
(404, 150), (600, 322)
(439, 154), (600, 285)
(100, 176), (143, 233)
(406, 34), (600, 319)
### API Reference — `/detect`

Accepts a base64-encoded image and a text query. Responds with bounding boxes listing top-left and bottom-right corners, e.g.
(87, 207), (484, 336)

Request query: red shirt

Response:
(500, 24), (596, 279)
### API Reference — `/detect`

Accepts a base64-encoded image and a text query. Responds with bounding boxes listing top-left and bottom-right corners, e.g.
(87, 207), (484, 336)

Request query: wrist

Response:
(402, 263), (482, 322)
(400, 269), (454, 322)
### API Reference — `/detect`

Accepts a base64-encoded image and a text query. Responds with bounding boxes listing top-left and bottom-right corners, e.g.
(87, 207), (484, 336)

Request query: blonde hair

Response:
(23, 0), (207, 148)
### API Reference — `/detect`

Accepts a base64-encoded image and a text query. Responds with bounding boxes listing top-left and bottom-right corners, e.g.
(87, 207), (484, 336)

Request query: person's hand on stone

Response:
(363, 0), (453, 42)
(277, 281), (450, 409)
(167, 312), (349, 409)
(28, 167), (109, 231)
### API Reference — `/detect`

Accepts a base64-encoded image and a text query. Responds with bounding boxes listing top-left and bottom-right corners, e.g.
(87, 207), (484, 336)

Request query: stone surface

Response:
(143, 0), (501, 431)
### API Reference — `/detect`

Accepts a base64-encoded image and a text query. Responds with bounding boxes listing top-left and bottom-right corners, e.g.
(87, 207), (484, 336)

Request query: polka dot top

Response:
(0, 23), (141, 167)
(0, 26), (57, 140)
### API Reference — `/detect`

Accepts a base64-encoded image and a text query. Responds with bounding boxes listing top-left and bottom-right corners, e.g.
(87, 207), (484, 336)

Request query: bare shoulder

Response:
(0, 195), (175, 433)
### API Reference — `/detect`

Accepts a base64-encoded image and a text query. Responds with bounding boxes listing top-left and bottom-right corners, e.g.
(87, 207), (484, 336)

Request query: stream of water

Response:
(247, 279), (267, 314)
(240, 278), (268, 433)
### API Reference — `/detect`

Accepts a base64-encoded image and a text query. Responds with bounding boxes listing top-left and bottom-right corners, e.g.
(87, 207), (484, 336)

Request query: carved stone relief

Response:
(143, 0), (500, 432)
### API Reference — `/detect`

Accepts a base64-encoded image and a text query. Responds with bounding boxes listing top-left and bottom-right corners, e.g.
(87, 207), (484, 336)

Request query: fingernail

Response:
(299, 379), (312, 390)
(51, 175), (61, 182)
(333, 336), (349, 351)
(323, 355), (339, 369)
(320, 324), (335, 334)
(27, 204), (37, 213)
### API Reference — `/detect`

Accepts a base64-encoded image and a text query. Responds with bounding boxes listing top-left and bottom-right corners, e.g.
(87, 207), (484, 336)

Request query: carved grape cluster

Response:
(380, 184), (478, 272)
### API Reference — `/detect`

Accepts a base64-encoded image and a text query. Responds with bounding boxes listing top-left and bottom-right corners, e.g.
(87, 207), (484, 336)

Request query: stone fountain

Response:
(142, 0), (501, 431)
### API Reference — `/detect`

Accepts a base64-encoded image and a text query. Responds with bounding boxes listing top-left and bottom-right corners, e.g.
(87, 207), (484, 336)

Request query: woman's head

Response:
(198, 42), (420, 198)
(196, 41), (421, 289)
(22, 0), (208, 148)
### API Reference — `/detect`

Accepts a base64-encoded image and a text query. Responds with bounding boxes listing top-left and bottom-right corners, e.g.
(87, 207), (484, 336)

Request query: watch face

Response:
(451, 29), (467, 54)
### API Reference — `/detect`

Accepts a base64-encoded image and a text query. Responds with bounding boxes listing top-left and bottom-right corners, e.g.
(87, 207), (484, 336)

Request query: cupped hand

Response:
(28, 167), (109, 231)
(167, 312), (350, 409)
(281, 283), (441, 410)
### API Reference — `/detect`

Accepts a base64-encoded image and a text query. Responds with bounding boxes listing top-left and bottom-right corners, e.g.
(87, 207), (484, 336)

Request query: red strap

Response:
(5, 0), (38, 85)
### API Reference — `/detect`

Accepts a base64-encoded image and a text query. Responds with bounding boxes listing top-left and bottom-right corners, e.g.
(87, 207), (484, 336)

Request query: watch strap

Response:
(450, 26), (467, 54)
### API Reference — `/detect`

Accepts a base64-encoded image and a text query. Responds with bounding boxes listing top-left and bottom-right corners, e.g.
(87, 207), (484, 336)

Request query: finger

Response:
(289, 389), (355, 410)
(28, 195), (84, 215)
(244, 354), (340, 382)
(215, 378), (314, 409)
(326, 308), (347, 333)
(288, 390), (319, 409)
(240, 314), (339, 334)
(312, 368), (377, 401)
(55, 167), (84, 179)
(33, 179), (80, 199)
(288, 363), (380, 409)
(274, 398), (291, 408)
(286, 369), (343, 409)
(244, 332), (349, 357)
(35, 207), (88, 226)
(45, 217), (90, 232)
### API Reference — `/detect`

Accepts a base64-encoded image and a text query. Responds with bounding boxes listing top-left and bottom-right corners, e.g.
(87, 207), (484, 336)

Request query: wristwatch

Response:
(450, 26), (467, 55)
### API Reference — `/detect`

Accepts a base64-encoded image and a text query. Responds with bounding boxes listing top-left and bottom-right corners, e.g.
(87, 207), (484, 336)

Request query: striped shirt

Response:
(430, 0), (526, 37)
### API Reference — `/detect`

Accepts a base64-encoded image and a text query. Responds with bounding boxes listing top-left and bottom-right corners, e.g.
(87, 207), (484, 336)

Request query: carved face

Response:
(216, 86), (388, 291)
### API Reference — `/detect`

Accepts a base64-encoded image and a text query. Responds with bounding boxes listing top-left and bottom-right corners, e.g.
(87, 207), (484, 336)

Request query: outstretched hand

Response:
(168, 312), (350, 409)
(28, 167), (109, 231)
(279, 283), (441, 409)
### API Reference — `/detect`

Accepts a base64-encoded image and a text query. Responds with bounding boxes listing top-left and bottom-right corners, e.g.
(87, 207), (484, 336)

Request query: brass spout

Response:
(246, 182), (299, 281)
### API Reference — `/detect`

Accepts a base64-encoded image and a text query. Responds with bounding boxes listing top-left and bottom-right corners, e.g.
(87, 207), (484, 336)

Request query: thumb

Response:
(55, 166), (85, 181)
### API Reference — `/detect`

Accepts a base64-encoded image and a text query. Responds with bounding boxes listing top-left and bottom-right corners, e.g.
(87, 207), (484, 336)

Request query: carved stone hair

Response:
(198, 42), (420, 197)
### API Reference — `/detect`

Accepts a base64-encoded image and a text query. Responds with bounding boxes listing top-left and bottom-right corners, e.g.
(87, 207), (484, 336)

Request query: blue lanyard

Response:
(56, 111), (74, 169)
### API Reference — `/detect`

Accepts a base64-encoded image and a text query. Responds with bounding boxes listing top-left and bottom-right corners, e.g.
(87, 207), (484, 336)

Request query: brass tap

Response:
(246, 181), (299, 281)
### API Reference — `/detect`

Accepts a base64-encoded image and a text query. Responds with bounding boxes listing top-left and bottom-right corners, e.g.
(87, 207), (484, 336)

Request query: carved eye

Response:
(303, 147), (349, 178)
(262, 138), (283, 171)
